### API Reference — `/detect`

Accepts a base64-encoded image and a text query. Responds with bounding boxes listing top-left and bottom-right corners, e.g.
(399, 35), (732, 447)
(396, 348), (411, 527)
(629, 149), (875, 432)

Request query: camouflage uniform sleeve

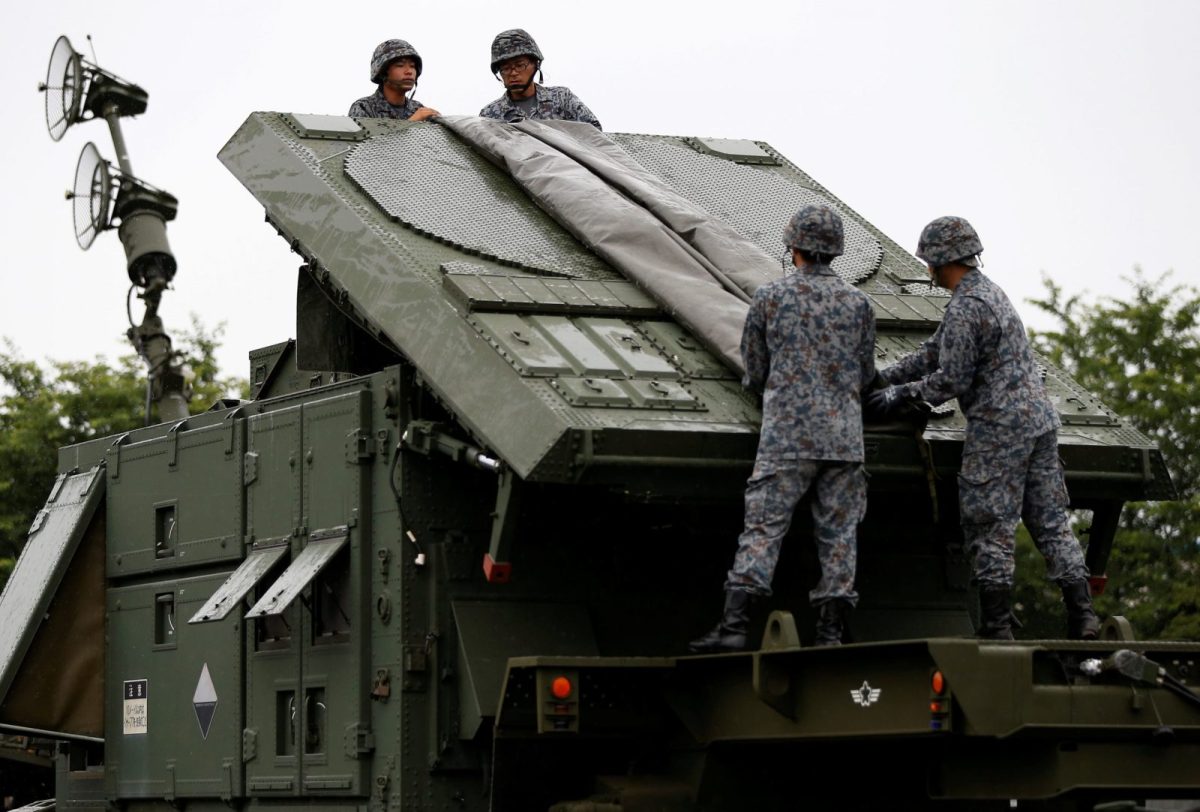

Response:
(740, 292), (770, 393)
(860, 299), (877, 391)
(348, 99), (369, 117)
(880, 327), (941, 385)
(903, 299), (983, 405)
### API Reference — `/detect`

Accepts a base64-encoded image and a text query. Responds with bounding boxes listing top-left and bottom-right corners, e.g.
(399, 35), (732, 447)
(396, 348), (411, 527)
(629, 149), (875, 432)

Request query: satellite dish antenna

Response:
(43, 35), (84, 141)
(70, 142), (113, 250)
(37, 34), (147, 154)
(38, 34), (190, 425)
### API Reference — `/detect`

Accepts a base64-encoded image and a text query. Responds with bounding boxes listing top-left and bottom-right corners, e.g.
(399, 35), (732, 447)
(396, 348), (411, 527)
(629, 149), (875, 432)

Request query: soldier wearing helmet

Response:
(349, 39), (439, 121)
(868, 216), (1100, 641)
(479, 29), (601, 129)
(690, 204), (877, 653)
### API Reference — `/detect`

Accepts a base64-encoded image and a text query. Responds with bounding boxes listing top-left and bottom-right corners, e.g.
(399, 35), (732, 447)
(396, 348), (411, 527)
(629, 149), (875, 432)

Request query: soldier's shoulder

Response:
(759, 275), (797, 295)
(977, 273), (1015, 305)
(749, 277), (789, 308)
(543, 85), (582, 100)
(947, 289), (999, 324)
(348, 95), (376, 115)
(849, 285), (875, 311)
(479, 96), (507, 115)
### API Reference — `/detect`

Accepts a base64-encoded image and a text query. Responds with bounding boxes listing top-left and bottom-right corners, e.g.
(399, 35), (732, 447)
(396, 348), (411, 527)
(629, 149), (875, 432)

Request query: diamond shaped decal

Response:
(193, 663), (218, 739)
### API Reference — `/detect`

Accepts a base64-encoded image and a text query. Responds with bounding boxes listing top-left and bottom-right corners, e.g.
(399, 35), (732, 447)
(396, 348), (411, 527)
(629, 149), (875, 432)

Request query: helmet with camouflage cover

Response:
(916, 216), (984, 267)
(490, 29), (544, 75)
(371, 39), (423, 84)
(782, 204), (844, 258)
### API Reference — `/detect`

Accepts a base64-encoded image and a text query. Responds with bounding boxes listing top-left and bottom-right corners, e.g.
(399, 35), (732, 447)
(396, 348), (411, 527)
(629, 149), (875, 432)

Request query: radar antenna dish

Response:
(38, 34), (147, 147)
(43, 35), (84, 141)
(70, 142), (113, 250)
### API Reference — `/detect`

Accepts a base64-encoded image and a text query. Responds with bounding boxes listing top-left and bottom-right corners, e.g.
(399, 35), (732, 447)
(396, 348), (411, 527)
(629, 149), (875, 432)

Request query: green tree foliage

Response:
(0, 321), (245, 591)
(1013, 270), (1200, 640)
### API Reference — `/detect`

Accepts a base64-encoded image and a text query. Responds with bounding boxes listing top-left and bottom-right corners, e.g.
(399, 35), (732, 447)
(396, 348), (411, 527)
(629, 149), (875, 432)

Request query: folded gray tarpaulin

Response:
(437, 115), (783, 376)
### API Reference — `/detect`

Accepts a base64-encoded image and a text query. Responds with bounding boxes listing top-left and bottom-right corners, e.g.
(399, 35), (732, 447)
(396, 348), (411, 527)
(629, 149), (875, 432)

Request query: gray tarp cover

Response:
(437, 116), (782, 375)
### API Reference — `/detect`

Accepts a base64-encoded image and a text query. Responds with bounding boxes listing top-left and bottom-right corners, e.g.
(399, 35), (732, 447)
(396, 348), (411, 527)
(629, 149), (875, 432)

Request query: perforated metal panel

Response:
(611, 135), (883, 285)
(346, 126), (612, 279)
(901, 281), (951, 298)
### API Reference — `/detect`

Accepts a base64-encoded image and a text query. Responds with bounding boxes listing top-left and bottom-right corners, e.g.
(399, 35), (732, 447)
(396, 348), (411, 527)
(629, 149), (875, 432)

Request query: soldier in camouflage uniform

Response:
(690, 205), (876, 653)
(479, 29), (602, 129)
(349, 39), (440, 121)
(868, 216), (1100, 640)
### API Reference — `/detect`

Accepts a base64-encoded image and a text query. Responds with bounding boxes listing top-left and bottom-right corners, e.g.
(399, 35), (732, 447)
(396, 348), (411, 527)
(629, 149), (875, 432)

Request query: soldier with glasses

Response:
(479, 29), (601, 129)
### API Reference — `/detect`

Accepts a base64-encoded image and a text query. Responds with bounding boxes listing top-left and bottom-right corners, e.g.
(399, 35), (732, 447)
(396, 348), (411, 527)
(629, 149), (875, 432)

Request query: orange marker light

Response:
(930, 701), (942, 713)
(551, 676), (573, 700)
(931, 670), (945, 696)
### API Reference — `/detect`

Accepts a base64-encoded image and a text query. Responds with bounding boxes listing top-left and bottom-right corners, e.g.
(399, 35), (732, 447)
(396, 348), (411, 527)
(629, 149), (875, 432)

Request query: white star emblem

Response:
(850, 680), (881, 707)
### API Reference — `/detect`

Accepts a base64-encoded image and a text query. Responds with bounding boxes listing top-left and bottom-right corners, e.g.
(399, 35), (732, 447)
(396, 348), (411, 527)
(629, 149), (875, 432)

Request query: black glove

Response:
(866, 384), (910, 417)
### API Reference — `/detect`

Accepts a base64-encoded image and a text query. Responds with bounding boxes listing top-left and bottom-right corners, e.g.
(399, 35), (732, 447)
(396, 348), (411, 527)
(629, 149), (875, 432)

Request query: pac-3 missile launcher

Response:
(2, 39), (1196, 812)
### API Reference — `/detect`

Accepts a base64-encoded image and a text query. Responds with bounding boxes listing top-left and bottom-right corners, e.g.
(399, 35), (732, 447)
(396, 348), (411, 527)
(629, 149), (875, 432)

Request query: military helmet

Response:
(371, 39), (423, 84)
(782, 204), (845, 258)
(916, 216), (984, 267)
(490, 29), (544, 74)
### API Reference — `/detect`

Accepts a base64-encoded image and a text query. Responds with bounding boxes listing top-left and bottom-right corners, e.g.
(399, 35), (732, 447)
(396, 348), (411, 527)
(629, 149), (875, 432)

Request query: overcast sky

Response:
(2, 0), (1197, 381)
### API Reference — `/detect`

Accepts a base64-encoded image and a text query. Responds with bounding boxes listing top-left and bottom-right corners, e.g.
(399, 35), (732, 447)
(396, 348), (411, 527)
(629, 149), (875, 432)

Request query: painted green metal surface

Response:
(218, 112), (1173, 503)
(4, 109), (1192, 811)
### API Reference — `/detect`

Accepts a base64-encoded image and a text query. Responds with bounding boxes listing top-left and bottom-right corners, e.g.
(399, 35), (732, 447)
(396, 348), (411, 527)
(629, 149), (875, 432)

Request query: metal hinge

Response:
(243, 452), (259, 486)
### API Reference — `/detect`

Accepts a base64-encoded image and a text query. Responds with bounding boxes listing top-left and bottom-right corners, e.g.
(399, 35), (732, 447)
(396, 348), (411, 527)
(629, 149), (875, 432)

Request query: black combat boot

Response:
(688, 589), (757, 653)
(1061, 579), (1101, 640)
(813, 598), (853, 646)
(977, 586), (1016, 641)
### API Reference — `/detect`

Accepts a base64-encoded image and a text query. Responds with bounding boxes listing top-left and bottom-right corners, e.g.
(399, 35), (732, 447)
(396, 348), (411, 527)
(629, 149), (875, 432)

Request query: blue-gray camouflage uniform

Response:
(479, 85), (602, 129)
(726, 263), (876, 605)
(349, 88), (424, 119)
(879, 269), (1089, 588)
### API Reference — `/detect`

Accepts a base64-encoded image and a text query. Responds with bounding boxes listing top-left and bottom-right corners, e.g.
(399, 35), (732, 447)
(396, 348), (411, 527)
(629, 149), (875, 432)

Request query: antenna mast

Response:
(39, 35), (190, 425)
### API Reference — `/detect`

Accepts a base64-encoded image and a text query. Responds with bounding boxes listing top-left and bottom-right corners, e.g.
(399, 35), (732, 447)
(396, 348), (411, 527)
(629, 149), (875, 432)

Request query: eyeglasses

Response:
(498, 59), (534, 75)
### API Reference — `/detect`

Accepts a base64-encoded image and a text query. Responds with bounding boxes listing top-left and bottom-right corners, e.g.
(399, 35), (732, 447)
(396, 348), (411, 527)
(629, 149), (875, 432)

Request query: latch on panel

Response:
(243, 452), (259, 485)
(404, 646), (428, 673)
(242, 728), (258, 762)
(107, 432), (131, 480)
(345, 429), (374, 464)
(344, 723), (375, 758)
(167, 419), (189, 468)
(224, 408), (242, 457)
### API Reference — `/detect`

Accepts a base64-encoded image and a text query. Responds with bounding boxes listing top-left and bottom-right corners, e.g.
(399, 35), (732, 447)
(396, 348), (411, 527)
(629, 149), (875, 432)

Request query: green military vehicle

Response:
(1, 36), (1197, 812)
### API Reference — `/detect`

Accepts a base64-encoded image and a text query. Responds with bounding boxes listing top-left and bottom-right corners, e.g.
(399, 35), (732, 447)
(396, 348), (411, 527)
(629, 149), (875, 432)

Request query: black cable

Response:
(126, 283), (137, 329)
(1161, 674), (1200, 711)
(388, 442), (406, 527)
